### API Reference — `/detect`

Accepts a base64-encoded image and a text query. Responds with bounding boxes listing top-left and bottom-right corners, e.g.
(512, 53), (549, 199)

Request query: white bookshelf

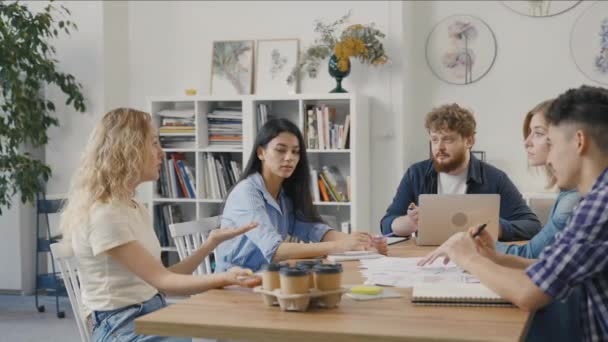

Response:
(147, 93), (371, 257)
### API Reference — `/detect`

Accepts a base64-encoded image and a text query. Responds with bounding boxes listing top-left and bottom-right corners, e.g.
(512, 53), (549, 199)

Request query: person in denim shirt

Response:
(216, 119), (388, 272)
(381, 104), (541, 241)
(495, 100), (581, 342)
(60, 109), (261, 342)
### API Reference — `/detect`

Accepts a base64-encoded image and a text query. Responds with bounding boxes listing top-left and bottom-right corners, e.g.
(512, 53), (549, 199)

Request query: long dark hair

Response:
(239, 118), (322, 223)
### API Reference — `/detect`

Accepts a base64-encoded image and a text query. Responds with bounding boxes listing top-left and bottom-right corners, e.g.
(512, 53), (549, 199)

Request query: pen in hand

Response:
(471, 223), (488, 238)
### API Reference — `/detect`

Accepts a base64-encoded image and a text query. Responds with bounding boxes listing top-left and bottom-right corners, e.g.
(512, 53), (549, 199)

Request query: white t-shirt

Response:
(438, 170), (468, 195)
(72, 200), (160, 317)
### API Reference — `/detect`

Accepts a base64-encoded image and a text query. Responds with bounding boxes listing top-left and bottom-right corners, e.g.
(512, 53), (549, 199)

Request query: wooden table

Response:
(135, 240), (532, 341)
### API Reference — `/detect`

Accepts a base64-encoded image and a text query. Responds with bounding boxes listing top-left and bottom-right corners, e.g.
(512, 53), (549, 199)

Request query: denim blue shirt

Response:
(496, 189), (582, 342)
(380, 154), (541, 241)
(215, 172), (332, 272)
(496, 190), (580, 258)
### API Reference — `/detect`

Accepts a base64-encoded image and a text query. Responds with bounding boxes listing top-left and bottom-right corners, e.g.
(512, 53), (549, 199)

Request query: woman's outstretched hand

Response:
(208, 222), (258, 247)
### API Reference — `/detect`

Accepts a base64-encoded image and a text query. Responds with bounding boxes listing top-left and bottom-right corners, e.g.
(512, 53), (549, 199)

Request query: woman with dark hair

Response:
(215, 118), (387, 272)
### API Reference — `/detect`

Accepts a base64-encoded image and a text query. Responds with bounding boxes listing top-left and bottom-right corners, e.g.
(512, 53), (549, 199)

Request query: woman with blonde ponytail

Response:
(60, 108), (260, 342)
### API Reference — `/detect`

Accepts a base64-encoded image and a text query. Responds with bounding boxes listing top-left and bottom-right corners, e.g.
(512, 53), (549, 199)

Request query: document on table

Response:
(327, 251), (384, 262)
(359, 257), (480, 288)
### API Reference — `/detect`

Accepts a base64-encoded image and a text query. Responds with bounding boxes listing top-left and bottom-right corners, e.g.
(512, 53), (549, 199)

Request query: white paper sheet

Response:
(359, 257), (480, 288)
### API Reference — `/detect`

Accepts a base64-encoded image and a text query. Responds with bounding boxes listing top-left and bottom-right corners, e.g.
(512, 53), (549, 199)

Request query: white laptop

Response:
(415, 194), (500, 246)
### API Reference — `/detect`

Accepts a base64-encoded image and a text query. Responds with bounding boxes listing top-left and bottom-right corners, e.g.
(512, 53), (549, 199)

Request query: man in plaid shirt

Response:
(419, 85), (608, 341)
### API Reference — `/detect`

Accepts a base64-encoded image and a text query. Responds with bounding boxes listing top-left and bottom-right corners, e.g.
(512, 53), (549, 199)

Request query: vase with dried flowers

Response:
(287, 11), (388, 93)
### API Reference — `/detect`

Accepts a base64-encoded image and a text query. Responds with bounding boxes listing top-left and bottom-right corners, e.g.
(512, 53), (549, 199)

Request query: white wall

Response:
(44, 1), (105, 197)
(403, 1), (591, 193)
(127, 1), (405, 227)
(36, 1), (596, 236)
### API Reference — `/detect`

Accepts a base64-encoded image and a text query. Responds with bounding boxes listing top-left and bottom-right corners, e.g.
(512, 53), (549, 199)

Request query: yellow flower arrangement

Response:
(334, 35), (368, 72)
(288, 11), (389, 85)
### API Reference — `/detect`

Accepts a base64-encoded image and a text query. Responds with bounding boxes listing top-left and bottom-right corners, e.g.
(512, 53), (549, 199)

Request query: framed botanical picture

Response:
(210, 40), (254, 95)
(502, 1), (581, 18)
(571, 1), (608, 85)
(425, 15), (497, 85)
(255, 39), (299, 95)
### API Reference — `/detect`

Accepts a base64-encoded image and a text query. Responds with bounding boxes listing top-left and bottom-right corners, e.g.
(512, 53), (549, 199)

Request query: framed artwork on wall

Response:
(501, 1), (581, 18)
(571, 1), (608, 85)
(255, 39), (299, 95)
(425, 15), (497, 85)
(210, 40), (254, 95)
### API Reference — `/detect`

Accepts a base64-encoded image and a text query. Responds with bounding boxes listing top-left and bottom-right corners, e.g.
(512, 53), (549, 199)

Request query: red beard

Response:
(432, 149), (468, 173)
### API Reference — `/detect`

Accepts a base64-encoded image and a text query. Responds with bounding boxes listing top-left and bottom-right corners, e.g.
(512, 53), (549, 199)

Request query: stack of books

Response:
(305, 105), (350, 150)
(157, 109), (195, 148)
(207, 106), (242, 148)
(201, 153), (242, 199)
(158, 152), (196, 199)
(310, 166), (350, 202)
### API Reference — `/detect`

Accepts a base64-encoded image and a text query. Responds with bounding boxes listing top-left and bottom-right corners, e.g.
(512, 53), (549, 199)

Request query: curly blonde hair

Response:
(60, 108), (153, 238)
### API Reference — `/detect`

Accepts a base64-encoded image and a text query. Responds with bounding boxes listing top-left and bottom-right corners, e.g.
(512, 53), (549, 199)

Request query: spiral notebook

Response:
(327, 251), (383, 262)
(412, 283), (513, 307)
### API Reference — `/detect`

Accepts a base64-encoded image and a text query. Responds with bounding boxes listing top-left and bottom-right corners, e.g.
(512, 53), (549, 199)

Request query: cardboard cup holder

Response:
(253, 286), (348, 311)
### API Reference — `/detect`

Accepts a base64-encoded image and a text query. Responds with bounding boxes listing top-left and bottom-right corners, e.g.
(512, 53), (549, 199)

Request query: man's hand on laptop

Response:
(407, 202), (419, 229)
(391, 205), (419, 237)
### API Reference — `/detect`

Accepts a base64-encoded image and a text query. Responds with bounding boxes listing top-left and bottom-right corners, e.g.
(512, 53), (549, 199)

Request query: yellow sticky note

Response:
(351, 285), (383, 295)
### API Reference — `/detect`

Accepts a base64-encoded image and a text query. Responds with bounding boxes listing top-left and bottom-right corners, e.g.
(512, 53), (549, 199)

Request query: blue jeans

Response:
(526, 288), (582, 342)
(91, 293), (190, 342)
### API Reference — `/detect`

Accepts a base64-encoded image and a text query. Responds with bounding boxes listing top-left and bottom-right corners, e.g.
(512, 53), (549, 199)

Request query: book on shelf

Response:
(157, 152), (195, 198)
(319, 171), (339, 201)
(318, 178), (330, 202)
(158, 110), (195, 135)
(160, 135), (195, 149)
(305, 105), (318, 149)
(304, 105), (350, 150)
(157, 109), (195, 119)
(310, 168), (321, 202)
(154, 204), (185, 247)
(172, 155), (189, 198)
(256, 103), (274, 130)
(322, 165), (349, 201)
(177, 160), (196, 198)
(208, 107), (242, 147)
(201, 153), (242, 199)
(311, 166), (349, 203)
(159, 127), (195, 134)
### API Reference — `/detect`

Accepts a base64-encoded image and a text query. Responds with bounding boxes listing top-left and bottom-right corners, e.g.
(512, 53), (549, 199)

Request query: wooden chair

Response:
(168, 216), (221, 275)
(50, 242), (91, 342)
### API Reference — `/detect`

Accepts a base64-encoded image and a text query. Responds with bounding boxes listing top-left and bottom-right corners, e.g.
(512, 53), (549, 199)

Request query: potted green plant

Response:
(0, 1), (86, 214)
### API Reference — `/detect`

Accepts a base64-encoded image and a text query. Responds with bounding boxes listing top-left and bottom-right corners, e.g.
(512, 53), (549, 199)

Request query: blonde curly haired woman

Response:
(60, 108), (260, 341)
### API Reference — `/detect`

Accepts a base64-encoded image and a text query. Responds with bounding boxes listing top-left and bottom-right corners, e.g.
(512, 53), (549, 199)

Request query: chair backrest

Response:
(523, 192), (558, 227)
(321, 214), (338, 231)
(169, 216), (221, 275)
(50, 242), (91, 342)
